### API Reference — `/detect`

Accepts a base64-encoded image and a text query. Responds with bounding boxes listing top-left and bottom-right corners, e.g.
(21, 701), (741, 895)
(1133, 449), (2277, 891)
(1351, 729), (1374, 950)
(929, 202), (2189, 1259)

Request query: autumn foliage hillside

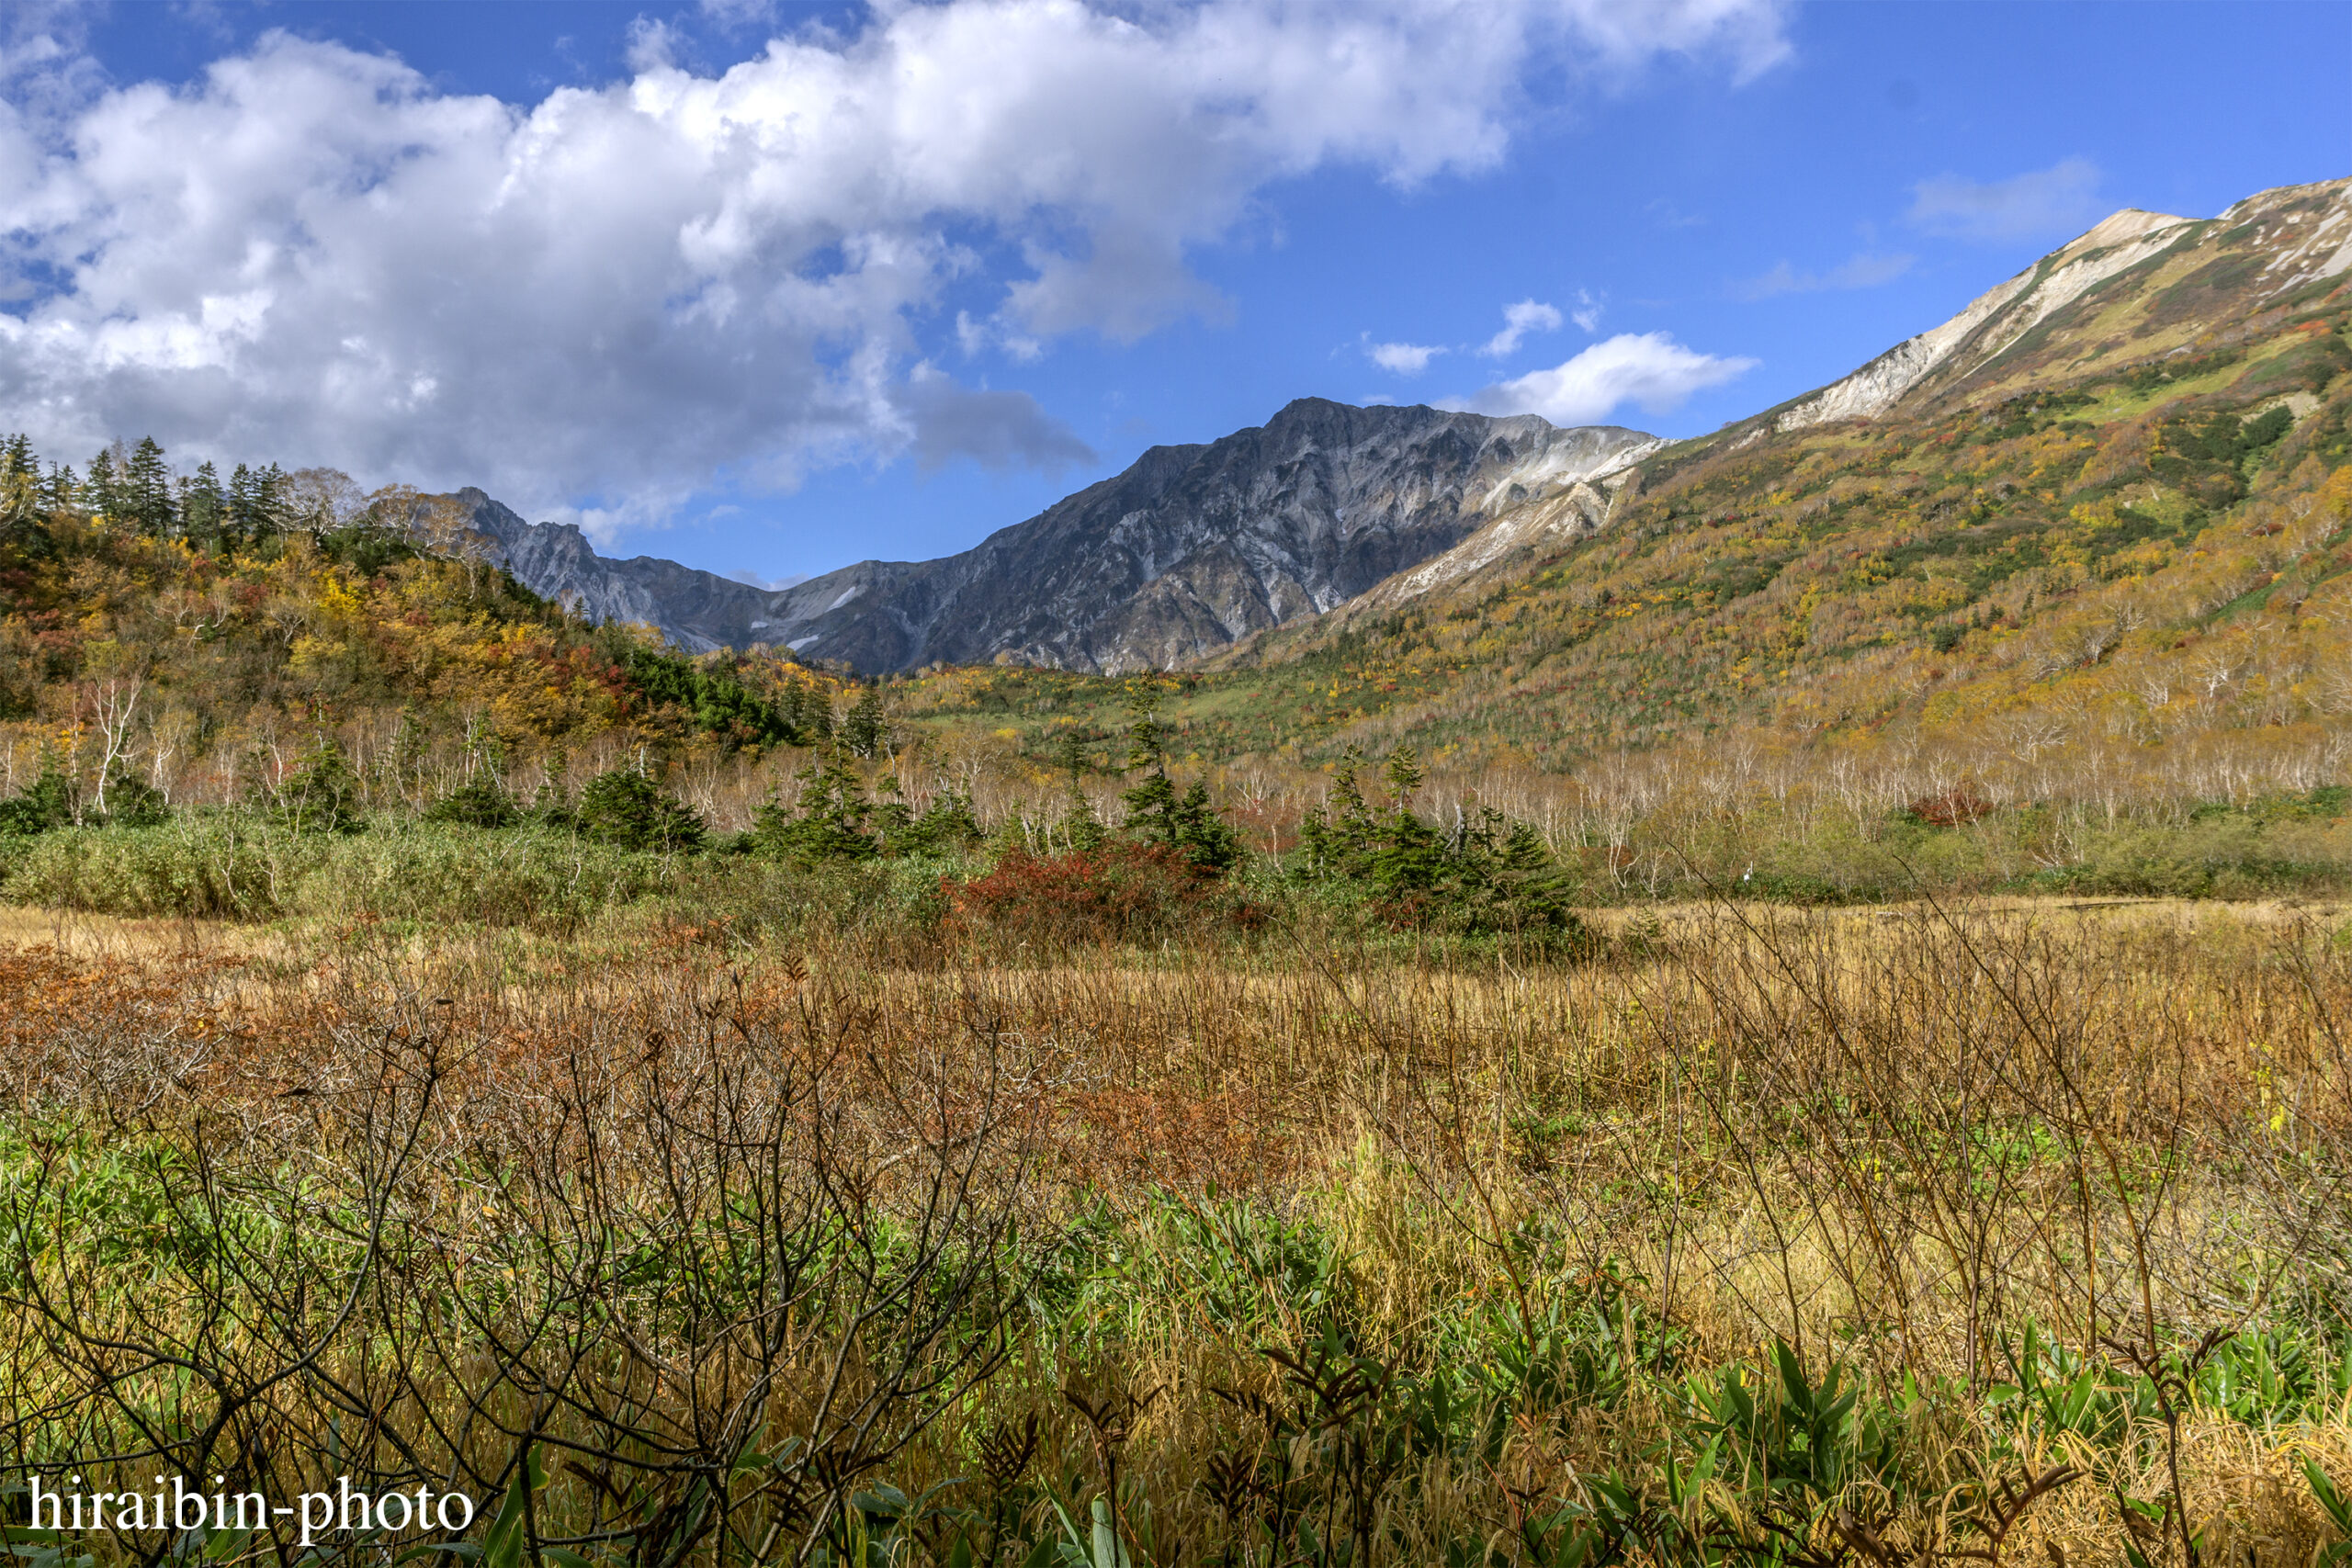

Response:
(0, 469), (848, 809)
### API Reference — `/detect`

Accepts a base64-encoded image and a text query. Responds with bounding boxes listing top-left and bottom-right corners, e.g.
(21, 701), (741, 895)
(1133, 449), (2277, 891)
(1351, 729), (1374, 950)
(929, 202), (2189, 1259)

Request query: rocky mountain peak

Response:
(465, 402), (1658, 672)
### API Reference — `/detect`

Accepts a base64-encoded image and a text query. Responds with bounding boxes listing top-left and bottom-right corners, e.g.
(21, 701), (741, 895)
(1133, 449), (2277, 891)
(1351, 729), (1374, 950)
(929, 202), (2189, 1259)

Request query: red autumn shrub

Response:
(1906, 786), (1996, 829)
(947, 842), (1261, 947)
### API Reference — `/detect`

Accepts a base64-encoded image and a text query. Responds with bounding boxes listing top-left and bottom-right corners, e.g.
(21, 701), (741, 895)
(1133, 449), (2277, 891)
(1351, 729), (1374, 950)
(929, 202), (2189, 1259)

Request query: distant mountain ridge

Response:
(463, 400), (1658, 672)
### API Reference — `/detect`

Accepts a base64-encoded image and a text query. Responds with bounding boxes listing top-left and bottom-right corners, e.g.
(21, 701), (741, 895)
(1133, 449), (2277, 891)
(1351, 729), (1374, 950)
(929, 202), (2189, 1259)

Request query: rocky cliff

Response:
(464, 400), (1657, 672)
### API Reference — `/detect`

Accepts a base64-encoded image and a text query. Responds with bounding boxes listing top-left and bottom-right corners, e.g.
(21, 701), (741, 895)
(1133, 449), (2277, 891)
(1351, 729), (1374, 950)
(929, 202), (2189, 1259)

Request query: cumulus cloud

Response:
(1733, 250), (1914, 299)
(1479, 299), (1564, 357)
(1368, 340), (1445, 375)
(1451, 331), (1756, 426)
(0, 0), (1788, 525)
(1907, 157), (2106, 243)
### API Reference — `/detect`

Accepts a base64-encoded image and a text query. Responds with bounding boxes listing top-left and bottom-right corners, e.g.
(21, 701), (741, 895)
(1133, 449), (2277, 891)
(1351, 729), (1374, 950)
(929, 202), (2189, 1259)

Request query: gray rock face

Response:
(465, 399), (1656, 672)
(459, 495), (788, 655)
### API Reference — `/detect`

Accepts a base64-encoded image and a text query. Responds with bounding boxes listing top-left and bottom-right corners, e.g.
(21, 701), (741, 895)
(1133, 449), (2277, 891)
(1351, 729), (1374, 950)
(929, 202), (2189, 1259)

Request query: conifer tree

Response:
(842, 684), (886, 758)
(226, 463), (257, 545)
(1116, 694), (1238, 872)
(1117, 694), (1178, 844)
(123, 436), (175, 536)
(183, 461), (226, 550)
(85, 448), (119, 519)
(1057, 731), (1106, 852)
(227, 462), (288, 543)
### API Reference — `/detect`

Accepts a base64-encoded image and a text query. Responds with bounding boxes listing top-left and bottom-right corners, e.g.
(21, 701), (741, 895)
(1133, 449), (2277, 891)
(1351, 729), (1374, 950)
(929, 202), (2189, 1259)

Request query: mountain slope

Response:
(469, 401), (1657, 672)
(1244, 180), (2352, 640)
(910, 177), (2352, 777)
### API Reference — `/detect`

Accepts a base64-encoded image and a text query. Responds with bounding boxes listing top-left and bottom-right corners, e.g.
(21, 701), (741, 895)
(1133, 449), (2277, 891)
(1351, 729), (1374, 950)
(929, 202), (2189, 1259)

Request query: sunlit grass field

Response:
(1, 894), (2346, 1568)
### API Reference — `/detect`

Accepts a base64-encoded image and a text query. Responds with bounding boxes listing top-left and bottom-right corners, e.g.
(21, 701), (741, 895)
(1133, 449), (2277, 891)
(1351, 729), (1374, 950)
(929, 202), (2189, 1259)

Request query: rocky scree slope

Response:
(464, 400), (1655, 672)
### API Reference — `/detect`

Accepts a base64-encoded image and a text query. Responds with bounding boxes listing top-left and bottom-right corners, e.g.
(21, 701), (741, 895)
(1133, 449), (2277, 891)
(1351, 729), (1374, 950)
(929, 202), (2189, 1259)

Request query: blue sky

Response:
(5, 1), (2346, 586)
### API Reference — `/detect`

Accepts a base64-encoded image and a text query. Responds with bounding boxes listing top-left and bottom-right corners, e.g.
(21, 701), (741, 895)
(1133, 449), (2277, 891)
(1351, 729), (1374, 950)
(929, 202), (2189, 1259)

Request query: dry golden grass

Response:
(0, 897), (2346, 1567)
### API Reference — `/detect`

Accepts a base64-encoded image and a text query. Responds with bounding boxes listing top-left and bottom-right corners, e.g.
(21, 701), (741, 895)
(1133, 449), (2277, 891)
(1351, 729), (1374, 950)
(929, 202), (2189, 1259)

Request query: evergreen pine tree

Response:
(43, 463), (77, 514)
(576, 768), (705, 852)
(266, 738), (367, 834)
(123, 436), (175, 536)
(1057, 732), (1106, 852)
(1114, 694), (1238, 872)
(1117, 695), (1179, 845)
(842, 684), (886, 758)
(183, 461), (226, 550)
(751, 756), (874, 862)
(1168, 780), (1241, 871)
(232, 463), (288, 543)
(85, 449), (119, 519)
(0, 753), (75, 837)
(226, 463), (257, 545)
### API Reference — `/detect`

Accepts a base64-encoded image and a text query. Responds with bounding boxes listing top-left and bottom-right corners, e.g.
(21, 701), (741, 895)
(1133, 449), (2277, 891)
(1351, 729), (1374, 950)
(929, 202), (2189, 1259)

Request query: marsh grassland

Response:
(0, 898), (2347, 1568)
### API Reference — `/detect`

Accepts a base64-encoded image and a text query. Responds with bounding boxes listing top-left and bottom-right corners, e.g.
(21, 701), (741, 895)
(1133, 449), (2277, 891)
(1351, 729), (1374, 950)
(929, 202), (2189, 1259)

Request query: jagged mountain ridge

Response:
(465, 400), (1657, 672)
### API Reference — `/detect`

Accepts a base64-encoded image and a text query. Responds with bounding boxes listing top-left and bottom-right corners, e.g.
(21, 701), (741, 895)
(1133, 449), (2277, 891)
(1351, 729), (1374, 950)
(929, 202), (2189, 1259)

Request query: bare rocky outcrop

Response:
(465, 399), (1656, 671)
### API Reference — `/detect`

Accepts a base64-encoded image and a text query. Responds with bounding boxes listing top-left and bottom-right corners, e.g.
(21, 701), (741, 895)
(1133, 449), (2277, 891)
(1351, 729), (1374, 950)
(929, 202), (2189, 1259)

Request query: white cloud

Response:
(1907, 157), (2105, 244)
(1451, 332), (1756, 426)
(1569, 288), (1603, 333)
(1733, 250), (1914, 299)
(699, 0), (780, 31)
(1368, 340), (1445, 375)
(1480, 299), (1564, 357)
(954, 310), (1042, 363)
(0, 0), (1788, 524)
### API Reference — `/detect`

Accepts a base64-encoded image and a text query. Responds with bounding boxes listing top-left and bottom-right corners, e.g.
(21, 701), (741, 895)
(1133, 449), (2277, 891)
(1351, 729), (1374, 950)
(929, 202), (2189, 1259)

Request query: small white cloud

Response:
(698, 0), (777, 29)
(1480, 299), (1565, 357)
(1734, 251), (1915, 300)
(1908, 157), (2105, 243)
(1450, 332), (1757, 426)
(1569, 288), (1603, 333)
(954, 310), (1044, 363)
(1368, 340), (1446, 376)
(622, 17), (680, 73)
